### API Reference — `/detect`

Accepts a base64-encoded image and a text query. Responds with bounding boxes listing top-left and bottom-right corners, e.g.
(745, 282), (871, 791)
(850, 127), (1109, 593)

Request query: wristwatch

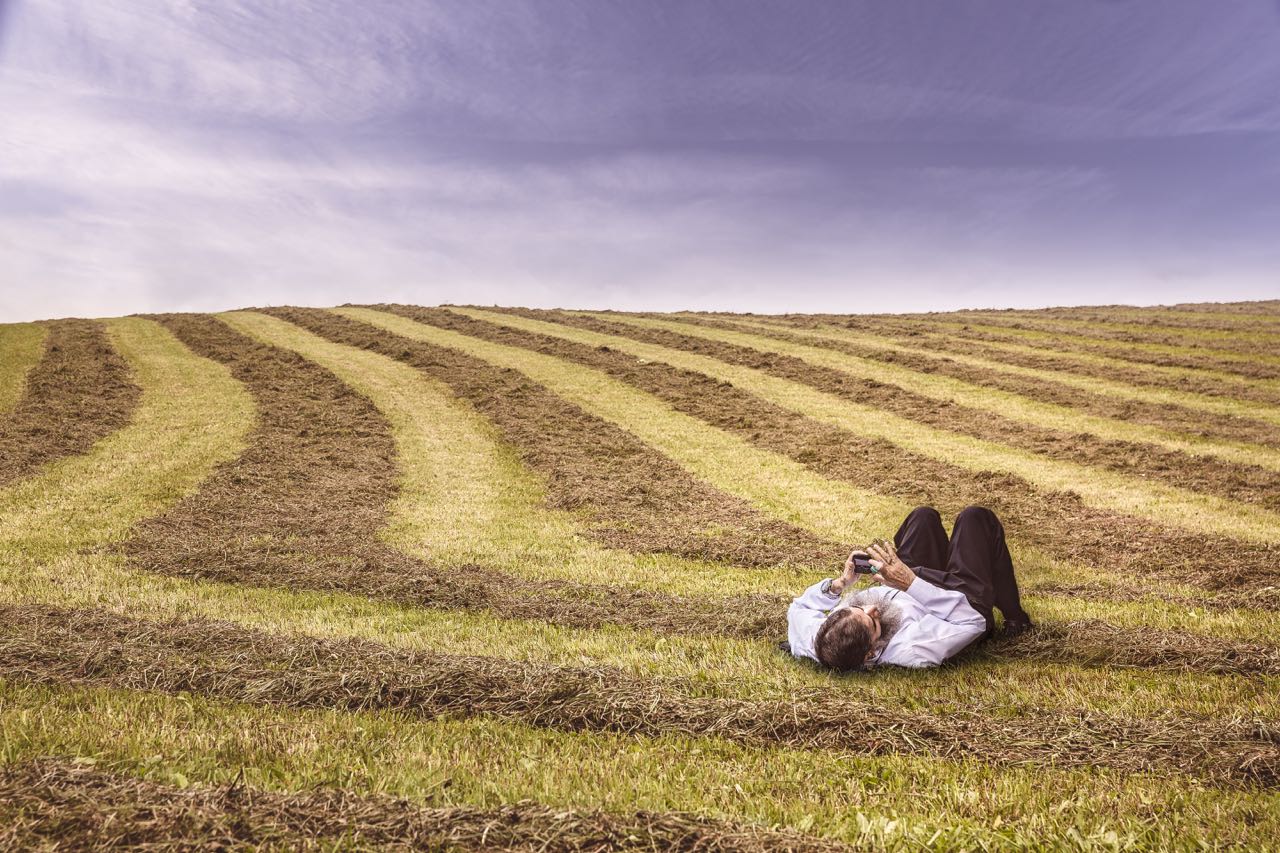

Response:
(821, 578), (839, 597)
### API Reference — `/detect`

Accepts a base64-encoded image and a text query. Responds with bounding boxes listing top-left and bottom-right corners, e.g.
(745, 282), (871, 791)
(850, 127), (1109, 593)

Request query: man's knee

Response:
(905, 505), (941, 523)
(955, 505), (998, 527)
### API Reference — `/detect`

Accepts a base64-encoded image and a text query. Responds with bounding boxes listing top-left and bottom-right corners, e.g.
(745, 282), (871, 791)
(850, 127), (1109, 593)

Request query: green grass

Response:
(447, 308), (1280, 547)
(569, 310), (1280, 473)
(0, 322), (47, 414)
(725, 316), (1280, 427)
(922, 317), (1280, 369)
(3, 680), (1277, 852)
(956, 311), (1280, 347)
(804, 318), (1280, 399)
(4, 303), (1280, 851)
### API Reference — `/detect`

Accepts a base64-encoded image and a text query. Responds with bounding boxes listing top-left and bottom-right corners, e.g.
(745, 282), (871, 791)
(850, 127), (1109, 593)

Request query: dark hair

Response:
(814, 609), (873, 672)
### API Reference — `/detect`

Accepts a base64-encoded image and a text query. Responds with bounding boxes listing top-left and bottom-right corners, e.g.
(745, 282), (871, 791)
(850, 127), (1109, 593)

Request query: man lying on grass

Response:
(788, 505), (1033, 671)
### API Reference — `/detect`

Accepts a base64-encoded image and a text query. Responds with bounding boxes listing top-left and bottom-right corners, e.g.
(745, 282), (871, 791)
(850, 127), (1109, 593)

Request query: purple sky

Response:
(2, 1), (1278, 321)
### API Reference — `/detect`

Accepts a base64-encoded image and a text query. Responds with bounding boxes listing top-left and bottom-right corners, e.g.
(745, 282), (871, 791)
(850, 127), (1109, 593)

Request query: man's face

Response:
(844, 603), (882, 659)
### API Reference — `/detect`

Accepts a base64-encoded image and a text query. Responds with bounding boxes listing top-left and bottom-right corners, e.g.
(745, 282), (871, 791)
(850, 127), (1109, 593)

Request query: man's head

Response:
(814, 603), (883, 672)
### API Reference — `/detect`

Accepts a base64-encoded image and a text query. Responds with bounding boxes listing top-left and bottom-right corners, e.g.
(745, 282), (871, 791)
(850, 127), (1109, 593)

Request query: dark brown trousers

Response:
(893, 505), (1030, 636)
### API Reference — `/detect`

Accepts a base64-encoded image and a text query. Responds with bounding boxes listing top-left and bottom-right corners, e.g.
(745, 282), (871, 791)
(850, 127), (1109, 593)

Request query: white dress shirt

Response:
(787, 577), (987, 669)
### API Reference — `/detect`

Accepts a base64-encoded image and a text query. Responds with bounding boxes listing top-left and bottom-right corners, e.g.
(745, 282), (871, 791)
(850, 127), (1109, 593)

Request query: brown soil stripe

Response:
(0, 319), (141, 488)
(0, 759), (848, 853)
(773, 314), (1280, 382)
(125, 313), (790, 641)
(3, 605), (1277, 786)
(1010, 308), (1280, 334)
(856, 326), (1280, 409)
(258, 306), (840, 571)
(408, 306), (1280, 600)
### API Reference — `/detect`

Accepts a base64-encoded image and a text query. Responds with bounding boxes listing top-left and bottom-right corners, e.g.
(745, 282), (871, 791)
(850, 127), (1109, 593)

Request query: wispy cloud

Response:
(2, 1), (1279, 320)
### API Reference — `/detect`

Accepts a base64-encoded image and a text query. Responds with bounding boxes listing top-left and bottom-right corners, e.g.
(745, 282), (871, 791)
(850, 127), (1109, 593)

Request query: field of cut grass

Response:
(1, 301), (1278, 851)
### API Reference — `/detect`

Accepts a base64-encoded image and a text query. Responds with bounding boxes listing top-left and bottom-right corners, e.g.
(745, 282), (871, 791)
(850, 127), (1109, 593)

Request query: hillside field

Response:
(2, 300), (1279, 850)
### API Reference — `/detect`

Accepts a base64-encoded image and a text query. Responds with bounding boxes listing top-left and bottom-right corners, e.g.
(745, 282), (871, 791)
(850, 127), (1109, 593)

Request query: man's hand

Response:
(867, 539), (916, 592)
(828, 550), (863, 596)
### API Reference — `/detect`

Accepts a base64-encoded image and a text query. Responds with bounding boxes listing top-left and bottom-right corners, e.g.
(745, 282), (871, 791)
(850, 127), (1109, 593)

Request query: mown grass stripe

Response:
(6, 681), (1278, 851)
(218, 310), (815, 598)
(3, 605), (1273, 786)
(0, 320), (145, 491)
(335, 307), (913, 546)
(0, 322), (46, 414)
(957, 311), (1280, 347)
(930, 315), (1280, 365)
(0, 759), (848, 853)
(452, 307), (1280, 546)
(0, 317), (253, 556)
(4, 321), (1270, 708)
(726, 316), (1280, 429)
(1004, 306), (1280, 333)
(571, 310), (1280, 473)
(900, 315), (1280, 372)
(837, 320), (1280, 406)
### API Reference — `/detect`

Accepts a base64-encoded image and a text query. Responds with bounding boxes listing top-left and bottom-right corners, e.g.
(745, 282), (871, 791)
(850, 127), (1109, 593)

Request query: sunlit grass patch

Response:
(924, 317), (1280, 369)
(449, 308), (1280, 546)
(3, 681), (1277, 852)
(725, 316), (1280, 428)
(0, 322), (47, 414)
(335, 306), (913, 545)
(0, 316), (253, 558)
(219, 309), (814, 597)
(570, 310), (1280, 473)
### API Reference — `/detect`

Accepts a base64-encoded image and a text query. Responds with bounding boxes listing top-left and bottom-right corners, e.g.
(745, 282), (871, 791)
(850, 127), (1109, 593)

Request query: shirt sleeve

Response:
(787, 579), (840, 663)
(893, 576), (987, 667)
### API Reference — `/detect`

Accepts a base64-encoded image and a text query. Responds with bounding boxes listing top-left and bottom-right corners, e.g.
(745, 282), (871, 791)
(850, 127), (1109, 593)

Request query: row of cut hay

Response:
(0, 322), (47, 413)
(947, 309), (1280, 345)
(417, 306), (1280, 600)
(971, 304), (1280, 333)
(0, 318), (142, 489)
(922, 314), (1280, 363)
(7, 315), (1274, 711)
(0, 759), (847, 853)
(801, 313), (1280, 380)
(804, 320), (1280, 408)
(6, 680), (1280, 850)
(911, 311), (1280, 356)
(571, 310), (1280, 469)
(712, 313), (1280, 435)
(126, 313), (787, 640)
(210, 312), (1280, 671)
(3, 604), (1277, 787)
(252, 308), (837, 576)
(551, 310), (1280, 512)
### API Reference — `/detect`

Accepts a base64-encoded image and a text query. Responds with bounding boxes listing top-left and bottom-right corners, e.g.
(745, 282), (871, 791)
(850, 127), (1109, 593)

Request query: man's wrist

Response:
(825, 576), (847, 596)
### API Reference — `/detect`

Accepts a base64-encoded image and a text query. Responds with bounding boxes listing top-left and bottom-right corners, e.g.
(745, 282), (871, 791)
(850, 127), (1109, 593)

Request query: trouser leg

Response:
(893, 506), (950, 588)
(946, 505), (1030, 632)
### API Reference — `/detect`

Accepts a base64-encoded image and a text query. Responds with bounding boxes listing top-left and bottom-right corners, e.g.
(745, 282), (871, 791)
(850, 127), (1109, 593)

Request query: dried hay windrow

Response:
(516, 308), (1280, 508)
(836, 326), (1280, 409)
(853, 316), (1280, 381)
(455, 307), (1280, 598)
(125, 314), (786, 640)
(120, 314), (1280, 674)
(262, 306), (841, 571)
(0, 758), (849, 853)
(0, 319), (141, 488)
(2, 605), (1278, 787)
(618, 310), (1280, 453)
(902, 314), (1280, 357)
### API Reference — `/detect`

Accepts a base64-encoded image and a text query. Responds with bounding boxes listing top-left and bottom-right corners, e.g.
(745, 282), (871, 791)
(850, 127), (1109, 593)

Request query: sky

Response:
(1, 1), (1278, 321)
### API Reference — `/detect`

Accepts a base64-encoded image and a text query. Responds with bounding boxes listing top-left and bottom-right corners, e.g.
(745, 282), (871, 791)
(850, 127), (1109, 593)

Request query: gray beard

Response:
(848, 588), (905, 651)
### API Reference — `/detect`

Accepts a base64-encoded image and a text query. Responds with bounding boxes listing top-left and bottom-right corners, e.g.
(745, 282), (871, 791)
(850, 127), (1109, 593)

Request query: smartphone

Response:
(848, 550), (877, 574)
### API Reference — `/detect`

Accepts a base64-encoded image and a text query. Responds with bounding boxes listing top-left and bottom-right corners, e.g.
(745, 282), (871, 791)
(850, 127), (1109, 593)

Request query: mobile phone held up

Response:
(848, 550), (877, 574)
